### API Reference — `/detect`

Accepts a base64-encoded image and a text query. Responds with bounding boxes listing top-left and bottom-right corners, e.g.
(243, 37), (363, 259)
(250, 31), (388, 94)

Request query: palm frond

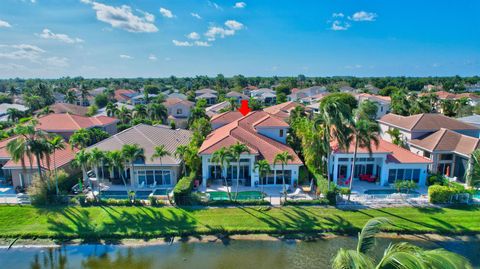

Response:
(420, 249), (472, 269)
(357, 217), (390, 254)
(332, 248), (374, 269)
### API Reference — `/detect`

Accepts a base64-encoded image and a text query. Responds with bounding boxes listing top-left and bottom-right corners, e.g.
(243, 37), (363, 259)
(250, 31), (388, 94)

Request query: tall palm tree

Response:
(107, 150), (129, 195)
(174, 145), (189, 176)
(228, 142), (250, 200)
(133, 104), (147, 119)
(79, 85), (90, 106)
(38, 106), (54, 117)
(348, 118), (380, 194)
(6, 108), (23, 122)
(73, 150), (91, 193)
(105, 102), (118, 117)
(121, 144), (145, 186)
(227, 98), (238, 111)
(465, 149), (480, 190)
(332, 218), (472, 269)
(64, 90), (78, 104)
(254, 159), (270, 194)
(48, 136), (65, 195)
(89, 148), (104, 184)
(212, 147), (233, 199)
(274, 151), (294, 202)
(147, 103), (168, 122)
(117, 106), (132, 124)
(151, 145), (171, 185)
(386, 128), (403, 147)
(6, 138), (30, 187)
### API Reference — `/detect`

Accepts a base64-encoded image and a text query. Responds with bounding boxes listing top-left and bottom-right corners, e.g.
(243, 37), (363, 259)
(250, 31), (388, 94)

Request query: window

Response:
(137, 170), (173, 185)
(388, 169), (421, 183)
(440, 154), (453, 160)
(424, 151), (431, 159)
(338, 158), (349, 162)
(176, 108), (182, 115)
(279, 129), (284, 137)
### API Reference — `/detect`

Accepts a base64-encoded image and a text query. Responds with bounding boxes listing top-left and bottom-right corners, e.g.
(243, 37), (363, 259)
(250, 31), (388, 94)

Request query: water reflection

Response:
(0, 237), (477, 269)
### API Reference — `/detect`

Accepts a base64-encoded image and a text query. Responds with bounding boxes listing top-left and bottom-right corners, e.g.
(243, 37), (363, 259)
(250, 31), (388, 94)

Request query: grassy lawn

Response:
(0, 205), (478, 239)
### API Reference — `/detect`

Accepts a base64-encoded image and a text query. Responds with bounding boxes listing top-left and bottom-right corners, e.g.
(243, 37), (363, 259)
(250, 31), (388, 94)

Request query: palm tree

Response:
(117, 106), (132, 124)
(314, 100), (352, 190)
(348, 118), (380, 195)
(79, 85), (90, 106)
(174, 145), (189, 176)
(6, 108), (23, 122)
(386, 128), (403, 147)
(105, 102), (118, 117)
(227, 98), (238, 111)
(274, 151), (294, 202)
(332, 218), (472, 269)
(107, 150), (129, 195)
(121, 144), (145, 186)
(151, 145), (171, 185)
(133, 104), (147, 119)
(465, 149), (480, 190)
(6, 138), (31, 187)
(89, 148), (104, 184)
(38, 106), (54, 117)
(228, 142), (250, 200)
(48, 136), (65, 195)
(69, 128), (91, 149)
(64, 90), (78, 104)
(73, 149), (91, 193)
(147, 103), (168, 122)
(212, 147), (233, 200)
(254, 159), (270, 194)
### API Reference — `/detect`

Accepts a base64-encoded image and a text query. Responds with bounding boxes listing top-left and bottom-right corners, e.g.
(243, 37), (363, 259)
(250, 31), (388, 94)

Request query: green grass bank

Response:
(0, 205), (478, 240)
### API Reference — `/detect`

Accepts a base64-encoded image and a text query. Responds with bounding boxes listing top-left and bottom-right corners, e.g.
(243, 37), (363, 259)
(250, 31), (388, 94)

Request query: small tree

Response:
(212, 147), (233, 200)
(274, 151), (294, 202)
(254, 159), (270, 194)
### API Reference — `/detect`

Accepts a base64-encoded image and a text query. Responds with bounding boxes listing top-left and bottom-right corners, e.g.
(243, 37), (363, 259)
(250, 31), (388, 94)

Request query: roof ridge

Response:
(135, 125), (157, 147)
(432, 128), (449, 151)
(67, 113), (82, 129)
(410, 113), (425, 130)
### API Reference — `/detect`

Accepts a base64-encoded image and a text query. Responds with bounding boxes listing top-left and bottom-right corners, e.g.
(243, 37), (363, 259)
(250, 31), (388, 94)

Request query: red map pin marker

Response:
(238, 99), (251, 116)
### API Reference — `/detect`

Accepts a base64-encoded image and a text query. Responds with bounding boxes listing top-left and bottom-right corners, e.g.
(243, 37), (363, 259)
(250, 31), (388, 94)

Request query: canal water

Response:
(0, 236), (478, 269)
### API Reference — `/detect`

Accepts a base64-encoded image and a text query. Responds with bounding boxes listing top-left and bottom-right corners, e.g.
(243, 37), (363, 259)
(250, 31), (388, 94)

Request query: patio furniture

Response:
(287, 188), (303, 198)
(301, 179), (314, 193)
(150, 181), (157, 188)
(138, 181), (145, 188)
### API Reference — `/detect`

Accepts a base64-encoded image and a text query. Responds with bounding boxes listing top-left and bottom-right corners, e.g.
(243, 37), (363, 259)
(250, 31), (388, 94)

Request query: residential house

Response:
(195, 93), (217, 105)
(378, 113), (480, 181)
(168, 92), (188, 100)
(299, 93), (329, 105)
(199, 111), (303, 188)
(242, 85), (258, 96)
(226, 91), (249, 104)
(205, 101), (230, 118)
(287, 86), (327, 102)
(458, 114), (480, 129)
(115, 89), (139, 103)
(0, 136), (78, 189)
(210, 111), (244, 130)
(36, 113), (119, 140)
(354, 93), (391, 119)
(46, 103), (89, 116)
(87, 124), (192, 188)
(95, 102), (134, 117)
(130, 94), (157, 105)
(263, 101), (304, 121)
(0, 103), (28, 121)
(329, 139), (431, 187)
(195, 88), (218, 97)
(164, 97), (194, 128)
(339, 86), (356, 93)
(250, 88), (276, 105)
(364, 84), (380, 95)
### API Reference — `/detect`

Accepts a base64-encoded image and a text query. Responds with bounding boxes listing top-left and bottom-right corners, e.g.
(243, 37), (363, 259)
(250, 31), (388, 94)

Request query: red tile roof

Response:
(409, 128), (480, 157)
(379, 113), (479, 132)
(36, 113), (118, 132)
(355, 93), (391, 103)
(114, 89), (137, 102)
(263, 101), (304, 121)
(200, 111), (302, 165)
(332, 139), (432, 164)
(164, 97), (194, 107)
(210, 111), (244, 126)
(48, 103), (89, 116)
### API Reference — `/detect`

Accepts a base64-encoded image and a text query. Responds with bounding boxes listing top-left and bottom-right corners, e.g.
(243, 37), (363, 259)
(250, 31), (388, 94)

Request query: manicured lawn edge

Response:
(0, 205), (478, 240)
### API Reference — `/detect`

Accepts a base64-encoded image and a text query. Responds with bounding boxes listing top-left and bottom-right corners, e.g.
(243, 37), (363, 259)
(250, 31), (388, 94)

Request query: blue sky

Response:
(0, 0), (479, 78)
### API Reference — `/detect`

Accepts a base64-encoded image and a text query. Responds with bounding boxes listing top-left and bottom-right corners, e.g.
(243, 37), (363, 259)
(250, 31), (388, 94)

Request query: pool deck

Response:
(348, 180), (428, 195)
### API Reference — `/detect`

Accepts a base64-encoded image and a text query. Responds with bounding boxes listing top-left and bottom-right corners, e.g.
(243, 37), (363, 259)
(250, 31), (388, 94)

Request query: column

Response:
(332, 155), (339, 185)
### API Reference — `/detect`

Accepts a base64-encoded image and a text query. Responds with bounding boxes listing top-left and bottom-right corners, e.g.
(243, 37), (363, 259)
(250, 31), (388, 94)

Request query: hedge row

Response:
(283, 199), (329, 206)
(173, 172), (196, 205)
(428, 184), (473, 204)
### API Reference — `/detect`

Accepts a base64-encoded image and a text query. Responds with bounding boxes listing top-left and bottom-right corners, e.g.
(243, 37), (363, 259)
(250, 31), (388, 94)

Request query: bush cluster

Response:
(173, 172), (196, 205)
(283, 199), (329, 206)
(428, 183), (473, 204)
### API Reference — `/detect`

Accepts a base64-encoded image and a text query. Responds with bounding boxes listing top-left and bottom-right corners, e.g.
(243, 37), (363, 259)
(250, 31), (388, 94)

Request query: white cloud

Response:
(205, 26), (235, 41)
(119, 54), (133, 59)
(172, 40), (193, 47)
(332, 13), (344, 18)
(208, 1), (222, 10)
(234, 2), (246, 9)
(159, 7), (174, 18)
(37, 29), (84, 44)
(82, 1), (158, 33)
(0, 20), (11, 28)
(349, 11), (378, 22)
(148, 54), (157, 61)
(194, 41), (211, 47)
(0, 44), (45, 61)
(330, 20), (350, 31)
(187, 32), (200, 40)
(191, 13), (202, 19)
(345, 64), (363, 69)
(225, 20), (244, 30)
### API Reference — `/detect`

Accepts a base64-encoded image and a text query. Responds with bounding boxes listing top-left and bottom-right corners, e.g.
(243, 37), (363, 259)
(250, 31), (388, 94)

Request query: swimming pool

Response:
(207, 191), (265, 201)
(152, 188), (171, 196)
(100, 190), (153, 200)
(364, 189), (420, 196)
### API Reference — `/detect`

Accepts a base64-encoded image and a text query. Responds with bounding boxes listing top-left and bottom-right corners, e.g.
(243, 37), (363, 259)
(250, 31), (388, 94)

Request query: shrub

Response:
(428, 174), (449, 186)
(314, 173), (329, 196)
(148, 196), (165, 207)
(326, 189), (338, 205)
(173, 172), (196, 205)
(394, 180), (418, 193)
(339, 187), (351, 196)
(428, 183), (472, 204)
(28, 170), (76, 205)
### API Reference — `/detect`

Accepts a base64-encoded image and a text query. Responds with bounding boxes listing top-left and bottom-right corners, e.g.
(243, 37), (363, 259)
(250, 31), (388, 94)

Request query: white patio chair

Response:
(287, 188), (303, 198)
(138, 181), (145, 189)
(150, 181), (157, 188)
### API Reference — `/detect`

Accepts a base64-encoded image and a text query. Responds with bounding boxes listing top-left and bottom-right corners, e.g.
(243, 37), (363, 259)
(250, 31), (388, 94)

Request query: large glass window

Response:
(388, 169), (421, 183)
(137, 170), (173, 186)
(440, 154), (453, 160)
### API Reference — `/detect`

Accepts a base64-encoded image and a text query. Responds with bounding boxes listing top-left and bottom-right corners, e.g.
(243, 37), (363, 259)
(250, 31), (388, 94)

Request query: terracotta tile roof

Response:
(409, 128), (480, 157)
(114, 89), (138, 102)
(263, 101), (304, 121)
(3, 142), (78, 170)
(253, 114), (289, 128)
(164, 97), (194, 107)
(379, 113), (479, 132)
(88, 124), (192, 165)
(48, 103), (89, 116)
(210, 111), (244, 126)
(354, 93), (391, 103)
(0, 136), (20, 159)
(200, 111), (302, 165)
(206, 101), (230, 117)
(36, 114), (119, 132)
(419, 91), (480, 100)
(332, 139), (432, 164)
(456, 93), (480, 100)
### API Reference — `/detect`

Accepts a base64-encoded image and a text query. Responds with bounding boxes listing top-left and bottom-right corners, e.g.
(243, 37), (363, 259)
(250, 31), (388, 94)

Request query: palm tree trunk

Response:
(326, 151), (331, 191)
(348, 139), (359, 201)
(222, 164), (231, 201)
(35, 153), (50, 191)
(118, 167), (129, 196)
(100, 161), (104, 183)
(53, 150), (59, 195)
(235, 157), (240, 201)
(282, 163), (287, 202)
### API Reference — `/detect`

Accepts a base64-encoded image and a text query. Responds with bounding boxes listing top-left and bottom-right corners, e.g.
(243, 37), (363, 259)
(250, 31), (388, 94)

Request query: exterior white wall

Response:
(167, 103), (191, 118)
(255, 127), (288, 144)
(382, 163), (429, 186)
(379, 123), (412, 143)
